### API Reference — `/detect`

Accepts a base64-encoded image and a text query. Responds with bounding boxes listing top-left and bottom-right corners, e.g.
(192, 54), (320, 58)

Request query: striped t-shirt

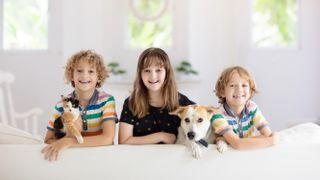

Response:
(211, 100), (268, 138)
(47, 90), (118, 136)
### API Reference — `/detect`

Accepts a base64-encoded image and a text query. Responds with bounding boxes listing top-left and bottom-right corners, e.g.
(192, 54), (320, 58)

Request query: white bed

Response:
(1, 123), (320, 180)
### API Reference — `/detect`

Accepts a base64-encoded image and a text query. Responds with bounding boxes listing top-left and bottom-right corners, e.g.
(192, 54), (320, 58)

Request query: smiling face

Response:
(171, 105), (217, 141)
(141, 63), (166, 94)
(72, 60), (99, 94)
(221, 71), (251, 114)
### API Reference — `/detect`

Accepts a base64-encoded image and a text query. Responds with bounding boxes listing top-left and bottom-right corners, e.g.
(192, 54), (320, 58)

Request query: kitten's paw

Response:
(77, 136), (84, 144)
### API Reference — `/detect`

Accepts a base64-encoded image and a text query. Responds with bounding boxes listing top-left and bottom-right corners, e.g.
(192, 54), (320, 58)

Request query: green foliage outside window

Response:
(4, 0), (48, 49)
(253, 0), (297, 47)
(128, 0), (172, 48)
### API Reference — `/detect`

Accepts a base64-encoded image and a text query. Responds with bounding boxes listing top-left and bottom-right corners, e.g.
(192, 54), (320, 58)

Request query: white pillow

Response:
(0, 123), (43, 144)
(278, 122), (320, 144)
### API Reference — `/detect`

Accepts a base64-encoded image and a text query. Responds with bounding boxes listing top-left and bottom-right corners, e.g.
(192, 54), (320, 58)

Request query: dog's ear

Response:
(169, 106), (188, 117)
(205, 106), (220, 116)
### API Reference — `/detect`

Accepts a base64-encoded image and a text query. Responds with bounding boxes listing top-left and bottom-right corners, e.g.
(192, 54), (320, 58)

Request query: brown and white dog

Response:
(170, 105), (228, 158)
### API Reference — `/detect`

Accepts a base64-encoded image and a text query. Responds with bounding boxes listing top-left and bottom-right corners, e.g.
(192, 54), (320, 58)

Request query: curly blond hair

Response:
(215, 66), (257, 104)
(64, 50), (109, 88)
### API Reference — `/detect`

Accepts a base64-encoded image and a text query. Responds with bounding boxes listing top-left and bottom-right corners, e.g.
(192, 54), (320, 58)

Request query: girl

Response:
(42, 50), (118, 161)
(119, 47), (195, 144)
(212, 66), (278, 150)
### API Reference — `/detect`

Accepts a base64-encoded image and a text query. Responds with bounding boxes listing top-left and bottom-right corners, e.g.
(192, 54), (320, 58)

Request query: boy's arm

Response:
(64, 120), (116, 147)
(222, 130), (278, 150)
(42, 120), (116, 161)
(44, 130), (57, 144)
(258, 126), (273, 137)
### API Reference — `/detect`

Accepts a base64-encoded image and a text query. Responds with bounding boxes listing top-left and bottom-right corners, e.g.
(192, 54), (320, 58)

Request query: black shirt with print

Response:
(120, 93), (195, 137)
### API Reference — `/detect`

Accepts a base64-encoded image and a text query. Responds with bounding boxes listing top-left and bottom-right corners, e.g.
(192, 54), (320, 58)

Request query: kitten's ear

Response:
(66, 97), (74, 103)
(60, 95), (64, 100)
(74, 99), (80, 108)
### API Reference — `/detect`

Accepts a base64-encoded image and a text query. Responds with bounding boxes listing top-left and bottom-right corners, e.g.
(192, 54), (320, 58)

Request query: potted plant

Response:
(175, 60), (199, 81)
(176, 60), (198, 74)
(107, 62), (126, 80)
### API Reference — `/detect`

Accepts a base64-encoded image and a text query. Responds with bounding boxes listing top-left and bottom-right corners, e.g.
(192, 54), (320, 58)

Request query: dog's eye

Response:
(184, 118), (190, 123)
(197, 118), (203, 123)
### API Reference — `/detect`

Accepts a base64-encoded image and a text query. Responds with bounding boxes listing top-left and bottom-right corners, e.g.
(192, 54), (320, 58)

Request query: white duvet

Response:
(278, 122), (320, 144)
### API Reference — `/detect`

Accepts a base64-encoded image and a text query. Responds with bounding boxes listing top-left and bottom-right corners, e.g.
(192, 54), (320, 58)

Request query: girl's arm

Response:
(118, 122), (176, 144)
(42, 120), (115, 161)
(222, 129), (278, 150)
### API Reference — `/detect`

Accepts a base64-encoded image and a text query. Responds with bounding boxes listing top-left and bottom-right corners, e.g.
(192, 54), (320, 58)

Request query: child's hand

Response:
(216, 136), (226, 142)
(270, 132), (279, 145)
(41, 138), (70, 161)
(160, 132), (176, 144)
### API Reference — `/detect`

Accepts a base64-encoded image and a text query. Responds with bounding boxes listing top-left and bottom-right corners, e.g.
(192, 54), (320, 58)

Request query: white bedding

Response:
(0, 123), (319, 180)
(278, 122), (320, 144)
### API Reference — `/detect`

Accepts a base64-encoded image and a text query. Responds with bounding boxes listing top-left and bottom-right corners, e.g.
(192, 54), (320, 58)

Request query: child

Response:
(118, 47), (195, 144)
(42, 50), (118, 161)
(211, 66), (278, 149)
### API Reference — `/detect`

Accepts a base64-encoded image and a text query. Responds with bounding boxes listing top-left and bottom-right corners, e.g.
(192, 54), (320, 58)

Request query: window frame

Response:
(125, 0), (174, 49)
(0, 0), (61, 53)
(109, 0), (189, 75)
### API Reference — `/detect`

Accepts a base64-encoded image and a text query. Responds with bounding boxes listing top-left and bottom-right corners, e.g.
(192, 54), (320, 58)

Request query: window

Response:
(3, 0), (48, 50)
(128, 0), (172, 48)
(252, 0), (298, 48)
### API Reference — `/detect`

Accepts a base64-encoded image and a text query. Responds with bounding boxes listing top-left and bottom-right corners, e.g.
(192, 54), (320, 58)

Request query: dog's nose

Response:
(187, 132), (195, 140)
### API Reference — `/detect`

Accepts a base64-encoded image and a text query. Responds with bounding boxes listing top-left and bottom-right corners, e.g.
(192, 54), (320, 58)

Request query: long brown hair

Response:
(129, 47), (179, 118)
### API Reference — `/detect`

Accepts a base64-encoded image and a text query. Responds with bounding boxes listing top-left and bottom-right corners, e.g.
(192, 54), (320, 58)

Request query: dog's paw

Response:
(191, 144), (202, 159)
(216, 140), (228, 153)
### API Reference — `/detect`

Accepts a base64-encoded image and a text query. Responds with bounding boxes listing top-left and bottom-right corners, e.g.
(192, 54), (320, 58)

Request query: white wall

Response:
(0, 0), (319, 136)
(61, 0), (113, 62)
(188, 0), (236, 106)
